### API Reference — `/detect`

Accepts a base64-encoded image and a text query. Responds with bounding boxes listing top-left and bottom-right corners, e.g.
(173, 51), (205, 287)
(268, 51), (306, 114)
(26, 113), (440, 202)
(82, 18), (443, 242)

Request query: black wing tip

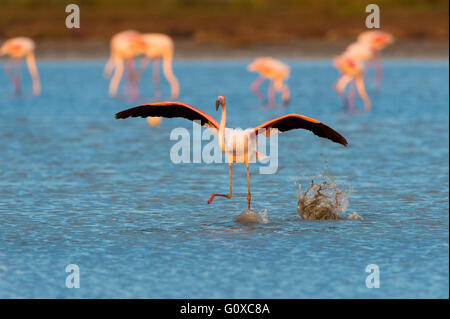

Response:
(340, 136), (348, 147)
(335, 133), (348, 147)
(115, 105), (148, 119)
(319, 122), (348, 147)
(115, 112), (127, 119)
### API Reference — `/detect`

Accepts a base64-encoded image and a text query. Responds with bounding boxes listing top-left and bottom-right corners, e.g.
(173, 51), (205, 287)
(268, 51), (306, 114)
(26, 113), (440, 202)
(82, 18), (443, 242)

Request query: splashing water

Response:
(296, 156), (362, 221)
(235, 209), (269, 225)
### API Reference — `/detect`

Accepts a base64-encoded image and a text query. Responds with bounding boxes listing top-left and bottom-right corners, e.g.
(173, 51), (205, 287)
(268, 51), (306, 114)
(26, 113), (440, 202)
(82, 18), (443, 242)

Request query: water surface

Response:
(0, 60), (448, 298)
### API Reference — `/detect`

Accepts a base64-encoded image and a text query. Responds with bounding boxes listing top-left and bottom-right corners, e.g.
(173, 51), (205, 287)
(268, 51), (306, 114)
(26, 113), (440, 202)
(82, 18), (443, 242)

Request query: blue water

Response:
(0, 60), (448, 298)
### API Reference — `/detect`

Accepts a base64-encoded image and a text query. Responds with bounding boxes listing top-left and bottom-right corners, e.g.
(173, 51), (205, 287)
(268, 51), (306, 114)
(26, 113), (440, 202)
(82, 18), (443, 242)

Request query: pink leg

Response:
(13, 59), (21, 96)
(334, 74), (352, 108)
(132, 57), (151, 97)
(348, 79), (356, 111)
(267, 80), (275, 107)
(4, 59), (14, 91)
(207, 163), (232, 204)
(333, 77), (346, 106)
(153, 58), (161, 99)
(108, 58), (124, 97)
(355, 75), (371, 111)
(245, 161), (251, 210)
(250, 76), (266, 102)
(373, 54), (383, 89)
(130, 59), (140, 100)
(124, 58), (132, 97)
(4, 59), (12, 79)
(124, 58), (139, 100)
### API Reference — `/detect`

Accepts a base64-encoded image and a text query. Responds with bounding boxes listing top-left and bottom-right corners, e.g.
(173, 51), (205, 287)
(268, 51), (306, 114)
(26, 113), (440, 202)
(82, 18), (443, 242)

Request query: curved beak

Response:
(216, 95), (225, 111)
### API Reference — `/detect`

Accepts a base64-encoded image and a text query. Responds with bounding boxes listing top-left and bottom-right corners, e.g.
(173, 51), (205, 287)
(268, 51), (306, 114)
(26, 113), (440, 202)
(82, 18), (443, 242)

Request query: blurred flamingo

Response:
(0, 37), (40, 96)
(248, 57), (290, 106)
(333, 54), (371, 111)
(333, 42), (373, 110)
(357, 31), (394, 88)
(129, 33), (179, 128)
(104, 30), (146, 99)
(115, 95), (347, 210)
(135, 33), (180, 100)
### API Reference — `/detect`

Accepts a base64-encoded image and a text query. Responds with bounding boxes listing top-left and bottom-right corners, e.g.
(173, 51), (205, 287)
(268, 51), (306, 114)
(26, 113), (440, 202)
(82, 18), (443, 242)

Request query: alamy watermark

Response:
(65, 4), (80, 29)
(168, 121), (279, 174)
(65, 264), (80, 288)
(365, 4), (380, 29)
(365, 264), (380, 288)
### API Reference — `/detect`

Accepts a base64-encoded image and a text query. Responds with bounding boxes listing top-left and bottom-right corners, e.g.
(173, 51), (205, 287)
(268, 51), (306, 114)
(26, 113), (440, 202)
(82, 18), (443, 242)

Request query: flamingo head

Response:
(216, 95), (226, 111)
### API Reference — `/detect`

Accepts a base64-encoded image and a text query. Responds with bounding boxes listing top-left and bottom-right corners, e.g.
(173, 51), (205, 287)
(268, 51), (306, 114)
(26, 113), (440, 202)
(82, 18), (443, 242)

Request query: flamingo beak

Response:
(216, 95), (225, 111)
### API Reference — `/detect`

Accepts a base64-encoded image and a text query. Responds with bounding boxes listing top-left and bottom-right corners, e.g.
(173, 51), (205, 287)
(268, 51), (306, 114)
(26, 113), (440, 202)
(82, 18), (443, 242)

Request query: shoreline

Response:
(33, 39), (449, 60)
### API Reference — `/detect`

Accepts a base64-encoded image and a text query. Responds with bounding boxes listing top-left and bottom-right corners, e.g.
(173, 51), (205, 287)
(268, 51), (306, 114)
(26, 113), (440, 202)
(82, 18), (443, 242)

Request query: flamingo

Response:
(104, 30), (146, 99)
(248, 57), (290, 106)
(357, 31), (394, 88)
(333, 42), (373, 111)
(132, 33), (179, 128)
(0, 37), (40, 96)
(135, 33), (180, 100)
(333, 53), (371, 111)
(115, 95), (347, 210)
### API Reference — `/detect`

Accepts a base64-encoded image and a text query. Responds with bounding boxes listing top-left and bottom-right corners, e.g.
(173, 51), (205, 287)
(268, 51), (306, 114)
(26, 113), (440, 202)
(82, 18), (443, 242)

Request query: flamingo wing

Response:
(253, 113), (348, 146)
(115, 102), (220, 131)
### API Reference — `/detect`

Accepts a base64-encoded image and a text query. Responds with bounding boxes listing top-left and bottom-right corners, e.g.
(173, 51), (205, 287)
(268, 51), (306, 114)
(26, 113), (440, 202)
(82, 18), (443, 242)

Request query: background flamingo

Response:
(135, 33), (180, 100)
(104, 30), (146, 99)
(135, 33), (179, 128)
(332, 31), (394, 111)
(333, 54), (371, 111)
(357, 31), (394, 88)
(333, 42), (373, 111)
(115, 95), (347, 210)
(0, 37), (40, 96)
(248, 57), (290, 106)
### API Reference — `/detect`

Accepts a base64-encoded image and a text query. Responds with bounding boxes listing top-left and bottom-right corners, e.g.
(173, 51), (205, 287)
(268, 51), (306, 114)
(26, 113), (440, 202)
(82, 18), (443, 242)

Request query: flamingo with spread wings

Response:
(0, 37), (40, 96)
(115, 95), (347, 210)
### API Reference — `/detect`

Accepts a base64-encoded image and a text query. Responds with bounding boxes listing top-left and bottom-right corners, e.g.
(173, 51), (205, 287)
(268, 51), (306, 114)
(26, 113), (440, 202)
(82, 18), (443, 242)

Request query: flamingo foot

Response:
(207, 193), (231, 204)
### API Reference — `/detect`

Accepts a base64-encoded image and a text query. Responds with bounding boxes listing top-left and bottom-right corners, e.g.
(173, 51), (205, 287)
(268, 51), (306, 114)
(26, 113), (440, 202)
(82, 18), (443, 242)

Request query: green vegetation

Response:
(0, 0), (448, 45)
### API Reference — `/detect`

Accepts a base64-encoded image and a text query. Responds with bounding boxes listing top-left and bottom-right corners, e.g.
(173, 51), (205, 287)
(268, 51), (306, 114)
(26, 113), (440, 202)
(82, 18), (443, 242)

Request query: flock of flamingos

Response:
(0, 30), (393, 212)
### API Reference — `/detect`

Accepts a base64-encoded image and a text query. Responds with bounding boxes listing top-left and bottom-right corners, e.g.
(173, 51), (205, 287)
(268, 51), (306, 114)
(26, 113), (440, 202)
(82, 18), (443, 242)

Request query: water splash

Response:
(235, 209), (269, 225)
(296, 155), (362, 221)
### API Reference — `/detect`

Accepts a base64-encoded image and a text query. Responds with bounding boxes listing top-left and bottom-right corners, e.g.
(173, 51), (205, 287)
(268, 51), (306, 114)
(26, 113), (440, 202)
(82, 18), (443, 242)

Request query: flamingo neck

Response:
(219, 105), (226, 151)
(162, 54), (179, 98)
